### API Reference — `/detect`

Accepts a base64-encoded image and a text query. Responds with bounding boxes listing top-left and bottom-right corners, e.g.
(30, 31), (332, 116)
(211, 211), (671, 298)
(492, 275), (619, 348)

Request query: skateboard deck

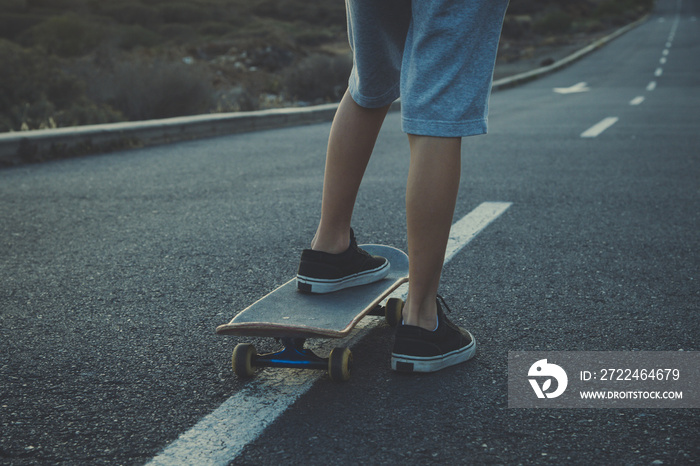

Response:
(216, 245), (409, 381)
(216, 245), (409, 339)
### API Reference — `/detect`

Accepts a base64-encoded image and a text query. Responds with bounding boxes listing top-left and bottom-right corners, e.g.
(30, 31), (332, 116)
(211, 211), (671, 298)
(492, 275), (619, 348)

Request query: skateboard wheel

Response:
(384, 298), (404, 327)
(328, 347), (352, 382)
(232, 343), (256, 378)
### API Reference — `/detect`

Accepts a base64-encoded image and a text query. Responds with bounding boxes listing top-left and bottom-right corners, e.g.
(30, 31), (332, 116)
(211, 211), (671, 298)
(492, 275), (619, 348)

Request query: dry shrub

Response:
(533, 11), (573, 35)
(100, 2), (160, 27)
(18, 13), (106, 57)
(0, 39), (121, 131)
(283, 53), (351, 103)
(87, 58), (215, 121)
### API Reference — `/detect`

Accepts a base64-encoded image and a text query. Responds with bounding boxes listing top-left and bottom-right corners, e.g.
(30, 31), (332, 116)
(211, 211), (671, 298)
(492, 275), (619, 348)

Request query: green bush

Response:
(0, 39), (51, 122)
(294, 29), (336, 47)
(506, 0), (550, 16)
(197, 21), (233, 37)
(53, 96), (123, 128)
(283, 53), (351, 103)
(0, 39), (121, 131)
(533, 10), (573, 35)
(19, 13), (107, 57)
(117, 24), (163, 50)
(595, 0), (628, 17)
(24, 0), (88, 9)
(501, 17), (532, 40)
(0, 0), (28, 13)
(251, 0), (345, 25)
(594, 0), (653, 18)
(90, 59), (215, 121)
(0, 13), (43, 40)
(158, 2), (213, 24)
(100, 3), (161, 27)
(157, 23), (197, 43)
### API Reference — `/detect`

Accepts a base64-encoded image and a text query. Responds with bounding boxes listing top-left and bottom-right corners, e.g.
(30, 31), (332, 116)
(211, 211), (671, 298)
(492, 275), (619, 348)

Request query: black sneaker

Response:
(296, 229), (390, 294)
(391, 296), (476, 373)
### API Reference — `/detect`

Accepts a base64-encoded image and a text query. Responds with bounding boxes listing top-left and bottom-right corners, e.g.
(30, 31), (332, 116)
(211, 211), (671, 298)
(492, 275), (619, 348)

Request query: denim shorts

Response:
(346, 0), (509, 137)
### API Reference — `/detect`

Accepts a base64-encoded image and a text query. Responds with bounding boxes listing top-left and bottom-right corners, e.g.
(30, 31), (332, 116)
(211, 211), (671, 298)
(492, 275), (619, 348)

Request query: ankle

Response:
(402, 296), (438, 331)
(311, 228), (350, 254)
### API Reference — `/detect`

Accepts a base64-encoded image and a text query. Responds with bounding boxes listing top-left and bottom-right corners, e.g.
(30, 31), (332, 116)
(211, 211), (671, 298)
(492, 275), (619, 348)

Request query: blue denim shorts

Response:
(346, 0), (509, 137)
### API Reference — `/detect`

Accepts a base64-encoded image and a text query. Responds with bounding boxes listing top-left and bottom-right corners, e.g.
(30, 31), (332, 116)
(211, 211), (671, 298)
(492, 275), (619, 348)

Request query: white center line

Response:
(660, 57), (667, 64)
(444, 202), (512, 263)
(655, 67), (664, 77)
(630, 96), (645, 106)
(581, 117), (619, 138)
(148, 201), (512, 465)
(647, 81), (657, 91)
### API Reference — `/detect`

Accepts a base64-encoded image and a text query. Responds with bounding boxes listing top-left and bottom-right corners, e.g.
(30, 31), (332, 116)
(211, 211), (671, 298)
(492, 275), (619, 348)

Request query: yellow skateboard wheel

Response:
(328, 347), (352, 382)
(232, 343), (256, 378)
(384, 298), (404, 327)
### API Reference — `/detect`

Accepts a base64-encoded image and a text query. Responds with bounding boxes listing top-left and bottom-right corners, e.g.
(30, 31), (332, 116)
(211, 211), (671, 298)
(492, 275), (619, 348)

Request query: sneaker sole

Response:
(391, 333), (476, 373)
(296, 261), (390, 294)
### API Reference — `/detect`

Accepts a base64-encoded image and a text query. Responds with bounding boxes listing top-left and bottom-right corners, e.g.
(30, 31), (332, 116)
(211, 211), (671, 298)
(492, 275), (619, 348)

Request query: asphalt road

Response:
(1, 0), (699, 464)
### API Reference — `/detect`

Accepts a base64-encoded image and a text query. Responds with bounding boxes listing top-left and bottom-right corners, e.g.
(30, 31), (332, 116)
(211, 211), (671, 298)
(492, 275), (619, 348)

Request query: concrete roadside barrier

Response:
(0, 15), (647, 167)
(0, 103), (339, 166)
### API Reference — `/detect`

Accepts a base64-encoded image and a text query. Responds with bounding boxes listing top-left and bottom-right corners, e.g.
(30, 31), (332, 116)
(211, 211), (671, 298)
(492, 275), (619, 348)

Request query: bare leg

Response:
(404, 135), (462, 330)
(311, 90), (391, 253)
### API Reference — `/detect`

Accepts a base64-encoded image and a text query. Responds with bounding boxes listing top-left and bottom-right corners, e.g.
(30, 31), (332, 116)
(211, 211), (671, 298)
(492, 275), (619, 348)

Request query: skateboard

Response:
(216, 245), (409, 382)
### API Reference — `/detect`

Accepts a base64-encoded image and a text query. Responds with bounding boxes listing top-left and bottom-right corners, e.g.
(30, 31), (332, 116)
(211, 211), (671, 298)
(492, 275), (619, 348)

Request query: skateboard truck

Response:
(249, 338), (328, 371)
(232, 338), (353, 382)
(231, 300), (402, 382)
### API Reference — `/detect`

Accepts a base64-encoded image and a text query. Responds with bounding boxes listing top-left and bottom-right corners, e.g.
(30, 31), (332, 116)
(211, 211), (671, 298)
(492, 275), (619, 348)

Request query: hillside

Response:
(0, 0), (653, 133)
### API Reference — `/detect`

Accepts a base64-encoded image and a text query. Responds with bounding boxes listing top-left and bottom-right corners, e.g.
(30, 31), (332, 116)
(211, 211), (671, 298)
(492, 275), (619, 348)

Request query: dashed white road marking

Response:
(630, 96), (645, 106)
(553, 82), (590, 94)
(581, 117), (619, 138)
(647, 81), (657, 91)
(655, 67), (664, 77)
(660, 57), (667, 64)
(148, 201), (512, 465)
